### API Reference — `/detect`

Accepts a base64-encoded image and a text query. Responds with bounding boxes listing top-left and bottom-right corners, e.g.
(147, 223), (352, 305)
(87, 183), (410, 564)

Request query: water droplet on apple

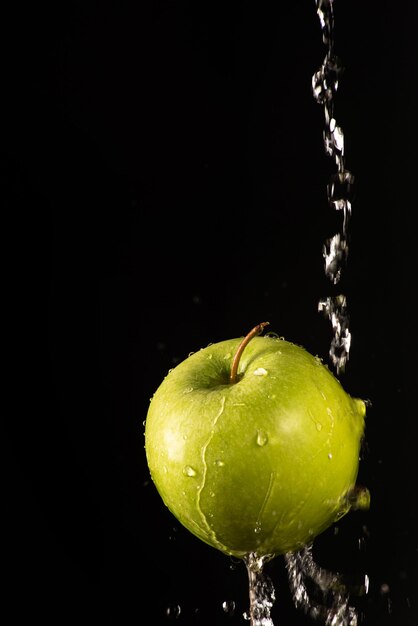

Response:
(316, 422), (323, 431)
(256, 430), (268, 447)
(214, 459), (225, 467)
(222, 600), (236, 615)
(334, 506), (349, 521)
(207, 353), (213, 360)
(163, 465), (168, 473)
(183, 386), (194, 394)
(166, 603), (181, 619)
(183, 465), (196, 477)
(209, 491), (215, 498)
(183, 434), (188, 440)
(328, 453), (333, 459)
(254, 367), (268, 376)
(254, 522), (262, 534)
(224, 352), (232, 360)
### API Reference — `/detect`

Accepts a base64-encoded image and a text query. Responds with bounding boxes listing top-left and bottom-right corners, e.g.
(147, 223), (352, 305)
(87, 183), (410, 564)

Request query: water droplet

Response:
(362, 524), (370, 538)
(380, 583), (390, 595)
(229, 556), (241, 571)
(222, 600), (236, 615)
(207, 353), (213, 360)
(166, 604), (181, 619)
(183, 465), (196, 477)
(223, 352), (232, 360)
(183, 386), (194, 394)
(163, 466), (168, 474)
(254, 523), (262, 534)
(168, 527), (178, 541)
(334, 506), (348, 521)
(253, 367), (268, 376)
(316, 422), (323, 431)
(214, 459), (225, 467)
(256, 430), (268, 447)
(209, 491), (215, 498)
(328, 453), (333, 459)
(327, 170), (355, 205)
(323, 233), (348, 283)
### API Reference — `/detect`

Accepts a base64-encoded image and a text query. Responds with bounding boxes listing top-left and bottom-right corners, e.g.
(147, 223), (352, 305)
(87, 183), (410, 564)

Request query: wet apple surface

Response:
(145, 328), (367, 558)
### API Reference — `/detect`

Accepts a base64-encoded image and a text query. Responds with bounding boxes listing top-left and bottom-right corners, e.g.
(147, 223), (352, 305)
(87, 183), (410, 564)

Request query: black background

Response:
(3, 1), (417, 625)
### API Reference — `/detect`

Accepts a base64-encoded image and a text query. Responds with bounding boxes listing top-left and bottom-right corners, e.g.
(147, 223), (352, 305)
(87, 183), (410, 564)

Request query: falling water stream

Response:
(244, 553), (276, 626)
(243, 1), (366, 625)
(314, 0), (354, 376)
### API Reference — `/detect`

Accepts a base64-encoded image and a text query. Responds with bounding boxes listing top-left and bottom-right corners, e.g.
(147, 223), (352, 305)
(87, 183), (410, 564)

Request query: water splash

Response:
(313, 0), (355, 374)
(166, 603), (181, 619)
(243, 553), (276, 626)
(318, 294), (351, 374)
(222, 599), (236, 616)
(285, 543), (367, 625)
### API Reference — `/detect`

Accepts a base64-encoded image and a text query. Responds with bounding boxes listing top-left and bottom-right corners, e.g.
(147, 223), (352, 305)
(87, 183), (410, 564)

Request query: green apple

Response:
(144, 324), (368, 558)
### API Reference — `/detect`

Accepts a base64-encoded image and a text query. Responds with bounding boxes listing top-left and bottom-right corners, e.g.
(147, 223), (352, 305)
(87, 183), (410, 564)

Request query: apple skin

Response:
(145, 335), (366, 558)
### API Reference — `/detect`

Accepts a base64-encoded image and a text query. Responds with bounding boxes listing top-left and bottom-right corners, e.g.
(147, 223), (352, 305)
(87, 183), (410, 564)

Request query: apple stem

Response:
(229, 322), (270, 384)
